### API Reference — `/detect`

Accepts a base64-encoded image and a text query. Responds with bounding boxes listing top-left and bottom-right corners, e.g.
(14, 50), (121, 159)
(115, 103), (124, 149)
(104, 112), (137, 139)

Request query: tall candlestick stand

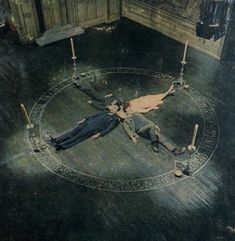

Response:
(70, 38), (77, 69)
(20, 103), (34, 129)
(188, 124), (199, 152)
(172, 40), (189, 88)
(175, 60), (186, 86)
(70, 38), (79, 82)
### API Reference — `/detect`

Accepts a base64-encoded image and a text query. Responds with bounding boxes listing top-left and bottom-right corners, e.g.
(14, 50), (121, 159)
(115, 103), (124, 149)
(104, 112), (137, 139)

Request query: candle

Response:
(191, 124), (199, 147)
(182, 40), (188, 63)
(188, 124), (199, 151)
(70, 38), (76, 58)
(20, 103), (34, 129)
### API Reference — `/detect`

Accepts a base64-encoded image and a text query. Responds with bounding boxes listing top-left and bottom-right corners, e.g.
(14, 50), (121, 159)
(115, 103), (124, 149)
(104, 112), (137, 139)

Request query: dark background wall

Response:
(3, 0), (231, 59)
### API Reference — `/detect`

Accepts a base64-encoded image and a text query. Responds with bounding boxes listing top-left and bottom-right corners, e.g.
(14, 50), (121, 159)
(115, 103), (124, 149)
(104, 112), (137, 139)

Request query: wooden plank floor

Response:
(0, 19), (234, 241)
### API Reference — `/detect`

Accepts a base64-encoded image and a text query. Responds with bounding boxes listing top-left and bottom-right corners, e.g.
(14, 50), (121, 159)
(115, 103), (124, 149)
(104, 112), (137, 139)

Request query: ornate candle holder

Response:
(72, 56), (77, 71)
(70, 38), (79, 83)
(172, 41), (190, 89)
(173, 60), (187, 87)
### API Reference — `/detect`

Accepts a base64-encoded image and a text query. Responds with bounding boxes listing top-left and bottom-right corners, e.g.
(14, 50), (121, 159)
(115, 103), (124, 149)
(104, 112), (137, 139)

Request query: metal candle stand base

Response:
(188, 144), (197, 152)
(26, 124), (34, 129)
(172, 61), (189, 89)
(72, 68), (78, 80)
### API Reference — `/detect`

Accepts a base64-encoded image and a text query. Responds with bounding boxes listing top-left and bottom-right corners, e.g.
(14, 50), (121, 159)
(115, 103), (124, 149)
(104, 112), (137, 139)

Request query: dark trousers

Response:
(137, 123), (175, 152)
(53, 121), (96, 149)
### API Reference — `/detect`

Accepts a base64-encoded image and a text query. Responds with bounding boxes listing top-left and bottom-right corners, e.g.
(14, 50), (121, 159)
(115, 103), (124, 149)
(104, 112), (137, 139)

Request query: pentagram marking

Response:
(28, 68), (219, 192)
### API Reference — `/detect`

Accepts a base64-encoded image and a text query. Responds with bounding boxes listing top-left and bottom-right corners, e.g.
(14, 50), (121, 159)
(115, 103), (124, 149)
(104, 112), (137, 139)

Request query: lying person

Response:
(49, 101), (121, 150)
(73, 77), (119, 110)
(74, 76), (175, 114)
(119, 110), (186, 155)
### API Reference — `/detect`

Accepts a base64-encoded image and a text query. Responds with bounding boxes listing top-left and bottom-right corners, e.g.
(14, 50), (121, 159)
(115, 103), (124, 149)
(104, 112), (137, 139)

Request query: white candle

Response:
(21, 103), (33, 128)
(191, 124), (199, 147)
(182, 40), (188, 63)
(70, 38), (76, 58)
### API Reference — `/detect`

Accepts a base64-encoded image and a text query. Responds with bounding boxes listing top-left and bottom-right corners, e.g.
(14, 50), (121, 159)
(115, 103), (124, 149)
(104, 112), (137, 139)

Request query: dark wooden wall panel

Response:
(8, 0), (40, 42)
(41, 0), (66, 30)
(65, 0), (121, 26)
(8, 0), (120, 43)
(110, 0), (120, 15)
(87, 0), (97, 20)
(77, 1), (86, 23)
(122, 0), (225, 59)
(96, 0), (106, 17)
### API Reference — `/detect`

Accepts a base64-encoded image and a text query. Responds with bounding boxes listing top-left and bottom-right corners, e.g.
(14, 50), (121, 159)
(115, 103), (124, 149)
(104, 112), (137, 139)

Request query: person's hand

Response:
(131, 136), (137, 144)
(91, 133), (101, 140)
(168, 84), (176, 95)
(105, 93), (113, 98)
(131, 134), (139, 144)
(77, 118), (86, 125)
(155, 125), (161, 132)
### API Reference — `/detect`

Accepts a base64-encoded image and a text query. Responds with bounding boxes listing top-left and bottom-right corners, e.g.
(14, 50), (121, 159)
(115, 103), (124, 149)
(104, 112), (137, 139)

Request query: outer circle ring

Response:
(28, 68), (219, 192)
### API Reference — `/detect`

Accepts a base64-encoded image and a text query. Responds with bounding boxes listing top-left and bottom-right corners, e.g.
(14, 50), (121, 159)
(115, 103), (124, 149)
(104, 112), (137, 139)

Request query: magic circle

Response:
(28, 67), (219, 192)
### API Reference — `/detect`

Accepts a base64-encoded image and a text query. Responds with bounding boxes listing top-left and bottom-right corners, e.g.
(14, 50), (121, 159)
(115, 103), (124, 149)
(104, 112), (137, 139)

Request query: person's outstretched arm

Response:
(88, 100), (106, 111)
(160, 84), (176, 100)
(122, 118), (139, 144)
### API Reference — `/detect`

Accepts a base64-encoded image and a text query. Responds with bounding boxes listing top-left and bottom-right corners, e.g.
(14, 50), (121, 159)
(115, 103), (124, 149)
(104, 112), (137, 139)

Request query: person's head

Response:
(107, 100), (129, 119)
(123, 102), (129, 112)
(108, 100), (122, 114)
(123, 102), (133, 115)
